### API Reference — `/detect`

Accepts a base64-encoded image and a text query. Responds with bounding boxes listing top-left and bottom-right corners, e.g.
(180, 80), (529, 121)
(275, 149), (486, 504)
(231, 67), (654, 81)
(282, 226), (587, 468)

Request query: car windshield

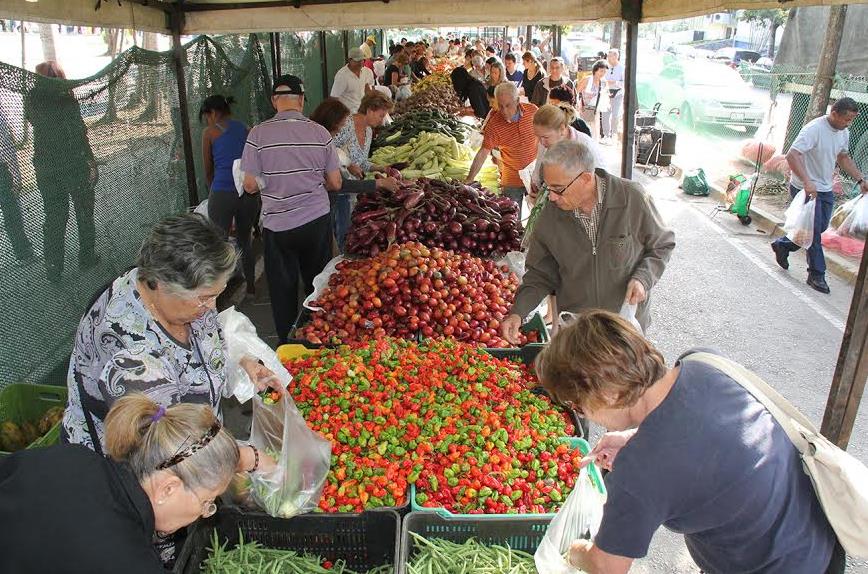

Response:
(684, 65), (744, 87)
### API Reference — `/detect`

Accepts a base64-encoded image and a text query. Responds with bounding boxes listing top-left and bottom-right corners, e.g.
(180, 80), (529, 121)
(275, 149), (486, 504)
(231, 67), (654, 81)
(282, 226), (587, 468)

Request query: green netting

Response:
(0, 34), (271, 389)
(278, 32), (326, 115)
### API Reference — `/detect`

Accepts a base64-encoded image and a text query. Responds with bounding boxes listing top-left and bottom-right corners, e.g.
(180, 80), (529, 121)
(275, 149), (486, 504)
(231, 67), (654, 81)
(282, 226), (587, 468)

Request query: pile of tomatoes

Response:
(284, 338), (582, 514)
(296, 242), (539, 348)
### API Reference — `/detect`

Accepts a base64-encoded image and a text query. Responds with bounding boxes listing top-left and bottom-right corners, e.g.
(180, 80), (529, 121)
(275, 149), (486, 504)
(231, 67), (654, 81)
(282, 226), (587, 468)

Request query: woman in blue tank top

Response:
(200, 95), (259, 294)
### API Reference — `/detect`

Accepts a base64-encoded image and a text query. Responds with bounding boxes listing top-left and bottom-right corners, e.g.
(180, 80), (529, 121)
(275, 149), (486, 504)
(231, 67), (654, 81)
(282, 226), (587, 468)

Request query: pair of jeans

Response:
(208, 190), (261, 290)
(0, 162), (33, 260)
(602, 90), (624, 138)
(773, 185), (835, 278)
(262, 213), (332, 343)
(330, 192), (355, 254)
(502, 186), (526, 220)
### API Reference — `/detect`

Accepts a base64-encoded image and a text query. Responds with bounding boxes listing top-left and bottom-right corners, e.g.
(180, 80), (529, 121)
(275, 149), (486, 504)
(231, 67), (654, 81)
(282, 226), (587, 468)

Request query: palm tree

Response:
(38, 23), (56, 62)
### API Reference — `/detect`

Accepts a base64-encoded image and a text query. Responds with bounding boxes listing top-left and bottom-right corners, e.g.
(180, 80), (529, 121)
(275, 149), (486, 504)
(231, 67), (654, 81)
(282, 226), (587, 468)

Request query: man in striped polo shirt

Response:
(241, 74), (342, 343)
(465, 82), (538, 217)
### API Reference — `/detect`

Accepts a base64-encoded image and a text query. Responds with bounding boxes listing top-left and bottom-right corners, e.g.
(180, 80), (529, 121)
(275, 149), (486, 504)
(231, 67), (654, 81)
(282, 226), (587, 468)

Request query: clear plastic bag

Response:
(839, 195), (868, 241)
(248, 392), (332, 518)
(783, 189), (816, 249)
(534, 467), (606, 574)
(619, 302), (643, 334)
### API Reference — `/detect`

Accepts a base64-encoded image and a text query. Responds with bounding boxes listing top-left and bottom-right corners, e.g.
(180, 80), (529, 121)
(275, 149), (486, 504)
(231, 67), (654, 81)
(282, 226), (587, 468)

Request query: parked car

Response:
(561, 36), (610, 79)
(637, 60), (766, 135)
(713, 47), (762, 68)
(739, 57), (774, 89)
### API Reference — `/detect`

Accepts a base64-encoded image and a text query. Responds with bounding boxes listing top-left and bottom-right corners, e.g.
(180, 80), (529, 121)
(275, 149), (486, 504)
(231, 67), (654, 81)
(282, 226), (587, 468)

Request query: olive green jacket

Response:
(511, 169), (675, 330)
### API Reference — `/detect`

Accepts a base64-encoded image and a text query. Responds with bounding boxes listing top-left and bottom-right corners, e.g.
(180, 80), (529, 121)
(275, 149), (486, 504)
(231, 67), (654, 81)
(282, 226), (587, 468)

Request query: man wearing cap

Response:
(331, 48), (375, 113)
(359, 34), (376, 60)
(241, 75), (343, 343)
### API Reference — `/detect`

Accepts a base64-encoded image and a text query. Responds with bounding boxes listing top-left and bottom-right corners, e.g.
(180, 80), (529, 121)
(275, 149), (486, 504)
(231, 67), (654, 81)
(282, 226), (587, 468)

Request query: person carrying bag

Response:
(684, 351), (868, 562)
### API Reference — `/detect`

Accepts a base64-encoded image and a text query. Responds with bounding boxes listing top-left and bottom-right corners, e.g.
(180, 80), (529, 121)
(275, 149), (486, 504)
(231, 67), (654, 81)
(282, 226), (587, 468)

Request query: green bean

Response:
(405, 533), (540, 573)
(201, 529), (394, 574)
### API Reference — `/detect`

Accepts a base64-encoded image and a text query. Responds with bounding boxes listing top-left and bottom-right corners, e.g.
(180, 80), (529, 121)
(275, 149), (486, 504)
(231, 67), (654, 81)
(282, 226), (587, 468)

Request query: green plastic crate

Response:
(0, 383), (68, 455)
(410, 436), (605, 518)
(399, 511), (550, 574)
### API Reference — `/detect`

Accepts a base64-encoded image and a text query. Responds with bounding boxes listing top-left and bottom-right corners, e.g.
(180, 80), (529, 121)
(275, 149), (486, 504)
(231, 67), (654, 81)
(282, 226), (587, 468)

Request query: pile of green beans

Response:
(405, 532), (537, 574)
(202, 530), (394, 574)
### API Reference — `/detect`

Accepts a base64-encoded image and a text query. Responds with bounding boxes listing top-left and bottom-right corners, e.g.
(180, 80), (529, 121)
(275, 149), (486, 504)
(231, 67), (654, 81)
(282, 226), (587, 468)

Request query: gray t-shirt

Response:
(594, 352), (835, 573)
(789, 116), (850, 192)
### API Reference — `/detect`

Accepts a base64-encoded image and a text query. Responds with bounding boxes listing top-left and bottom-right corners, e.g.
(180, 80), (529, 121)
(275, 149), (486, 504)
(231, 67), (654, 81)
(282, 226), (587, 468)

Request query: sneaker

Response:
(771, 242), (789, 270)
(807, 275), (830, 294)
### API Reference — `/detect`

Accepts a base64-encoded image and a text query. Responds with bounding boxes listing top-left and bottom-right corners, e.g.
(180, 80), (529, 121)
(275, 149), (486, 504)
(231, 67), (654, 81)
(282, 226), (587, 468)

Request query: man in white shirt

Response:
(772, 97), (868, 294)
(330, 47), (374, 113)
(601, 49), (625, 144)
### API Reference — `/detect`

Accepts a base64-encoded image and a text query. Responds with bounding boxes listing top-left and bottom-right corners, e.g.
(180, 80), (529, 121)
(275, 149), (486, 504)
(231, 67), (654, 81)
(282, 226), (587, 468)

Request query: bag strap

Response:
(682, 352), (816, 454)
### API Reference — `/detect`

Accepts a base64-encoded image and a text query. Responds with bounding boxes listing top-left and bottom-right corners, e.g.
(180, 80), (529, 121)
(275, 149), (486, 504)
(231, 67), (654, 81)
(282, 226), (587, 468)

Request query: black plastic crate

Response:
(174, 508), (400, 573)
(399, 511), (550, 574)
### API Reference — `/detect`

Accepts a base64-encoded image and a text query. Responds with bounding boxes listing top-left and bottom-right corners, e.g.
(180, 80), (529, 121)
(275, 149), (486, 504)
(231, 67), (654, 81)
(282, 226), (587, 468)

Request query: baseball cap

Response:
(272, 74), (304, 96)
(366, 35), (377, 45)
(348, 47), (366, 61)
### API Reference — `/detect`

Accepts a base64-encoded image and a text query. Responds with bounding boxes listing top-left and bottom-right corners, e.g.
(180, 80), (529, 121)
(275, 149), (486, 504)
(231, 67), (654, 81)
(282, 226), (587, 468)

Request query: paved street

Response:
(612, 167), (867, 573)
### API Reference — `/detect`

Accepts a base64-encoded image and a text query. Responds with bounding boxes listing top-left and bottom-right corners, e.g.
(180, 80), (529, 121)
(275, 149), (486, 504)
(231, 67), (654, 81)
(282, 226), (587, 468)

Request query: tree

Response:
(740, 8), (788, 58)
(38, 23), (56, 62)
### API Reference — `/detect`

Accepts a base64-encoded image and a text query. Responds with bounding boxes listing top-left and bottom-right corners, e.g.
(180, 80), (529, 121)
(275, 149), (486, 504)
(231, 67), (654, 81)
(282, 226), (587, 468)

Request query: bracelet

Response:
(248, 444), (260, 473)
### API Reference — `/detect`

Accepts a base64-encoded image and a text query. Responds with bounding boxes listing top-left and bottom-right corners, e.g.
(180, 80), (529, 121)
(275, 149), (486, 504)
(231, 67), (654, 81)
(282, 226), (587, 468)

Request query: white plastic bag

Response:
(519, 160), (538, 195)
(783, 189), (815, 249)
(535, 467), (606, 573)
(618, 302), (643, 334)
(248, 392), (332, 518)
(218, 306), (292, 404)
(839, 195), (868, 240)
(232, 159), (266, 197)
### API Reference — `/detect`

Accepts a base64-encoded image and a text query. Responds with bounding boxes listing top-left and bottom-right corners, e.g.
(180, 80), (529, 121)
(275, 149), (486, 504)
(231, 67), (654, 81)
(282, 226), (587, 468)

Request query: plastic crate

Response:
(399, 511), (551, 574)
(0, 383), (68, 455)
(410, 436), (605, 518)
(174, 508), (401, 574)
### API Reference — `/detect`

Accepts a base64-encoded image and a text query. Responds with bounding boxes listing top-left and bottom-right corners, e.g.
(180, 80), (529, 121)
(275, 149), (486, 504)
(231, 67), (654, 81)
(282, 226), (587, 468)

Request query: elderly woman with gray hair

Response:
(61, 213), (278, 477)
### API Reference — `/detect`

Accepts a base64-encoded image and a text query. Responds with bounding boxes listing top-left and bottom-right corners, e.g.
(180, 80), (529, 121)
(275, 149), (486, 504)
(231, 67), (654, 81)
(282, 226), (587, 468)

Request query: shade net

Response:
(0, 33), (271, 389)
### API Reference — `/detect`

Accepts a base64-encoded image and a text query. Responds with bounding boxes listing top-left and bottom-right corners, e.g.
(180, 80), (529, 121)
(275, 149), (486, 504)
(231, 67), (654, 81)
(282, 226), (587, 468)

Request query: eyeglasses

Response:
(181, 287), (225, 309)
(543, 171), (586, 196)
(559, 398), (586, 418)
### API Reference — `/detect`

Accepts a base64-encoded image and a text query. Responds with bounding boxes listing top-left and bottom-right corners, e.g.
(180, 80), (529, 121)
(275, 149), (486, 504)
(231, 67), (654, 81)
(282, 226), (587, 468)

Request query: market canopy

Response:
(1, 0), (864, 33)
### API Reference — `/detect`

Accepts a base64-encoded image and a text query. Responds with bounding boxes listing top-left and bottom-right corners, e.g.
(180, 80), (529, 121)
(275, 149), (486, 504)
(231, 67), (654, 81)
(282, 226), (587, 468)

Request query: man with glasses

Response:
(501, 140), (675, 344)
(465, 82), (538, 217)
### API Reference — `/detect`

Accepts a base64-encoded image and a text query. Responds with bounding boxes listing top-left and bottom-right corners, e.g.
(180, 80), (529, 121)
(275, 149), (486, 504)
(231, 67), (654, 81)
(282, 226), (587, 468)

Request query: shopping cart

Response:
(633, 103), (678, 177)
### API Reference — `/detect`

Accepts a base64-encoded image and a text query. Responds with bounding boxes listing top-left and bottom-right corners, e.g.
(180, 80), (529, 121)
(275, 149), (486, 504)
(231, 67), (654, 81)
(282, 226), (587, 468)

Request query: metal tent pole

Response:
(170, 9), (198, 207)
(319, 30), (329, 99)
(620, 20), (639, 180)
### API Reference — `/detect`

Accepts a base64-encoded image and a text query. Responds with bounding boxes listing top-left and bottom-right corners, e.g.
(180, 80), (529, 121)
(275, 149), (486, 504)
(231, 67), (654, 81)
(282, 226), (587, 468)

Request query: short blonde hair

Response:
(533, 103), (576, 132)
(536, 310), (667, 413)
(358, 90), (394, 114)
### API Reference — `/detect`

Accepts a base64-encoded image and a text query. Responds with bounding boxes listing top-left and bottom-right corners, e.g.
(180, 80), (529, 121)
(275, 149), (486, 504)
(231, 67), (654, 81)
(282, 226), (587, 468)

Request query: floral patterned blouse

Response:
(61, 268), (229, 452)
(334, 115), (373, 172)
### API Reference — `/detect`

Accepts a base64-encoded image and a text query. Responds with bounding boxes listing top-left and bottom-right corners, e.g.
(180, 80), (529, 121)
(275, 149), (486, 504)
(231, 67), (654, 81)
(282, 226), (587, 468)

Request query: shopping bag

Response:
(783, 190), (815, 249)
(619, 302), (643, 334)
(534, 467), (606, 573)
(681, 168), (709, 196)
(830, 196), (859, 230)
(248, 392), (332, 518)
(838, 195), (868, 241)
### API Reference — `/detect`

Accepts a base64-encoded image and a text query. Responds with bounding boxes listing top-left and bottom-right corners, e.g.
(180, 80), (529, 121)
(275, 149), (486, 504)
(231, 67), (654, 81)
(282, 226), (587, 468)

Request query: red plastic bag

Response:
(742, 140), (776, 165)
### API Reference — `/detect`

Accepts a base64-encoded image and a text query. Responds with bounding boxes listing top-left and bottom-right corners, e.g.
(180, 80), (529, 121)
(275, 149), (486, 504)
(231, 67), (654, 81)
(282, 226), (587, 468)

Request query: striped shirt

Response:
(481, 102), (538, 188)
(241, 110), (340, 232)
(574, 175), (606, 252)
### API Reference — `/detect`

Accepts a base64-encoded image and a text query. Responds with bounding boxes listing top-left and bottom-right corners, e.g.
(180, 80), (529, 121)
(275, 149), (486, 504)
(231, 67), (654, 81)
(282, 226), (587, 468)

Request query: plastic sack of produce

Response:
(838, 195), (868, 240)
(534, 467), (606, 574)
(248, 392), (332, 518)
(783, 190), (815, 249)
(619, 302), (643, 334)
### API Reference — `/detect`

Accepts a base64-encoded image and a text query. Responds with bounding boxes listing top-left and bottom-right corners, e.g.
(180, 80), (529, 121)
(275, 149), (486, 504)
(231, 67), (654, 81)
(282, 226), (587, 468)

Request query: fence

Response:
(632, 43), (868, 205)
(0, 33), (271, 390)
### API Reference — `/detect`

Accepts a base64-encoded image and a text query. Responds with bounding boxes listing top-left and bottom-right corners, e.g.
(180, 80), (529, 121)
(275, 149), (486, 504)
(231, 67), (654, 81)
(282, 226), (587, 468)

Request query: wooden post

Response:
(319, 30), (329, 100)
(821, 245), (868, 449)
(805, 5), (847, 124)
(268, 32), (279, 84)
(170, 9), (198, 207)
(526, 26), (533, 50)
(620, 20), (639, 180)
